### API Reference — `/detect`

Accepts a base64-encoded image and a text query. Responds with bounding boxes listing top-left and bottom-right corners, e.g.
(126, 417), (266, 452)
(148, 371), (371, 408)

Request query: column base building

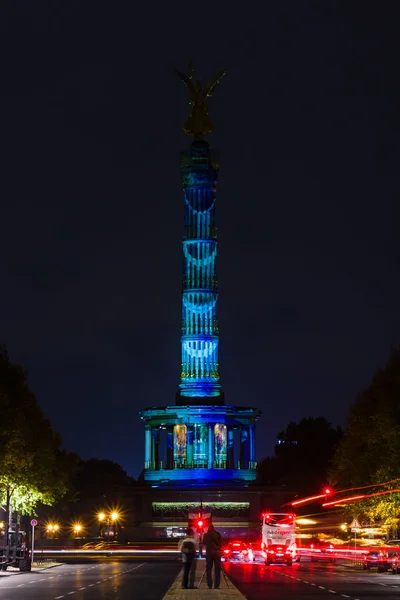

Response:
(140, 404), (260, 487)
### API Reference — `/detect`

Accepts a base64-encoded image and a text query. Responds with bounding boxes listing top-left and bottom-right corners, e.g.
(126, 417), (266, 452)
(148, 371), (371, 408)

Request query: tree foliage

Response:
(331, 349), (400, 525)
(0, 347), (68, 514)
(257, 417), (342, 495)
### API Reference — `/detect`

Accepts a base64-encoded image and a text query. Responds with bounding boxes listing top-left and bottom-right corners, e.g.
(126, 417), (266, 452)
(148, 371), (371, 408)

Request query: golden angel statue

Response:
(175, 61), (227, 138)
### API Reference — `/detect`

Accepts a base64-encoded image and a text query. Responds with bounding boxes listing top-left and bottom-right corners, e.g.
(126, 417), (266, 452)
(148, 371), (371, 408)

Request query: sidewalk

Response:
(162, 561), (245, 600)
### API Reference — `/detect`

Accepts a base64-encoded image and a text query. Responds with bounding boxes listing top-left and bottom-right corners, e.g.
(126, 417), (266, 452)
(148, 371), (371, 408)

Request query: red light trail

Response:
(291, 494), (328, 506)
(322, 488), (400, 508)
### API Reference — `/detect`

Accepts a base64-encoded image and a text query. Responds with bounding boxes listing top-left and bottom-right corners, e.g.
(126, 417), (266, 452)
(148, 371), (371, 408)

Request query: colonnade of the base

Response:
(139, 406), (260, 484)
(143, 421), (256, 472)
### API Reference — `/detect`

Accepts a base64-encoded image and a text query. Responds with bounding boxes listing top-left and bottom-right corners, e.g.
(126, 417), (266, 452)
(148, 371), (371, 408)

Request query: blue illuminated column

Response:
(144, 425), (151, 469)
(178, 140), (223, 404)
(208, 424), (215, 468)
(249, 425), (256, 468)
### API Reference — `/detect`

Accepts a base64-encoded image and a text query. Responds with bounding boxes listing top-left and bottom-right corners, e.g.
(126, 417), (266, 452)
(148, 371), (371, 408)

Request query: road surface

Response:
(225, 559), (400, 600)
(0, 561), (180, 600)
(2, 559), (400, 599)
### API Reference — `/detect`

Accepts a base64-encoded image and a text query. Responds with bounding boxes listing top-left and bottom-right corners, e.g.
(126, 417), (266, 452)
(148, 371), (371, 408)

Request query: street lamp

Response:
(97, 512), (106, 537)
(73, 524), (82, 538)
(111, 512), (119, 539)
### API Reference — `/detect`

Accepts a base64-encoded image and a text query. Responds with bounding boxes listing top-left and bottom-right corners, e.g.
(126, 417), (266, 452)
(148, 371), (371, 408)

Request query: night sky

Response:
(1, 1), (399, 477)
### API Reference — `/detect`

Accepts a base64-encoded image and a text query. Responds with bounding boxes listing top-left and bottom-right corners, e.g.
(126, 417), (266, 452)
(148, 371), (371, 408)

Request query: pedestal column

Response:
(208, 424), (214, 469)
(227, 427), (234, 469)
(166, 425), (174, 469)
(249, 424), (256, 468)
(144, 425), (151, 469)
(240, 426), (249, 470)
(187, 425), (193, 468)
(151, 427), (160, 470)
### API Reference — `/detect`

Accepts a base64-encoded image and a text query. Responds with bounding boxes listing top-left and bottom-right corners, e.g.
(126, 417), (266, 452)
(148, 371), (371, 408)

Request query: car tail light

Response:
(242, 550), (248, 555)
(261, 542), (266, 550)
(310, 544), (314, 549)
(268, 550), (275, 554)
(224, 549), (229, 554)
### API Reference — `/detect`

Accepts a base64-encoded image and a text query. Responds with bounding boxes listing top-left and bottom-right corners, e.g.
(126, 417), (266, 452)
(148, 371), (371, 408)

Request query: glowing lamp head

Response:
(197, 520), (204, 528)
(325, 488), (332, 495)
(53, 524), (59, 531)
(74, 524), (82, 533)
(111, 512), (119, 522)
(98, 512), (106, 522)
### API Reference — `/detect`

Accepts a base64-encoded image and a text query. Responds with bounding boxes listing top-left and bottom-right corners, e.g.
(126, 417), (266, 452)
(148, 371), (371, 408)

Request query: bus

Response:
(261, 513), (300, 562)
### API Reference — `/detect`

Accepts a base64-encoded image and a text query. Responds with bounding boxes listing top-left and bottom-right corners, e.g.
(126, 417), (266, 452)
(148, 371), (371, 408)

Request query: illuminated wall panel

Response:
(174, 424), (187, 467)
(193, 423), (208, 467)
(214, 423), (227, 467)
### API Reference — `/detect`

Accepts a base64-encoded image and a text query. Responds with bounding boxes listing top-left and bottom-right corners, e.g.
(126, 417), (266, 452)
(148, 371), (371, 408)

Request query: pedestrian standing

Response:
(202, 524), (223, 589)
(178, 528), (198, 589)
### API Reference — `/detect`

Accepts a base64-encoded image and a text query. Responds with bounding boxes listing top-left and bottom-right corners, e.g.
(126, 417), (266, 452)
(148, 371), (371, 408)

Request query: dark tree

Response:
(331, 348), (400, 489)
(0, 346), (68, 517)
(257, 417), (342, 495)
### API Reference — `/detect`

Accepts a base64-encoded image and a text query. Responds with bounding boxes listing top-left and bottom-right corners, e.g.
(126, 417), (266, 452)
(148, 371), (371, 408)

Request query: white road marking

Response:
(79, 587), (86, 590)
(67, 593), (75, 596)
(341, 595), (351, 598)
(40, 578), (46, 581)
(318, 585), (326, 589)
(55, 596), (64, 599)
(96, 580), (102, 583)
(29, 580), (36, 583)
(328, 590), (337, 594)
(88, 583), (94, 587)
(17, 584), (25, 587)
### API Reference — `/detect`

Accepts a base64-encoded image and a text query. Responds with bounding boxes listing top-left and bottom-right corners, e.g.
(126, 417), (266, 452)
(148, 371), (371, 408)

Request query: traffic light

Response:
(196, 519), (204, 532)
(324, 488), (332, 495)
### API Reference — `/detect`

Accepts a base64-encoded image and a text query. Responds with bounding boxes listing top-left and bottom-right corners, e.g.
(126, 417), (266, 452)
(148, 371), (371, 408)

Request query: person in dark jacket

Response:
(202, 524), (223, 589)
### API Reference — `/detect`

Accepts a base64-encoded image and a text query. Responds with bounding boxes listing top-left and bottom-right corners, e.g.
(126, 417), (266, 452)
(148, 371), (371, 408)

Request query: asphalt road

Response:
(0, 561), (181, 600)
(225, 559), (400, 600)
(2, 559), (400, 600)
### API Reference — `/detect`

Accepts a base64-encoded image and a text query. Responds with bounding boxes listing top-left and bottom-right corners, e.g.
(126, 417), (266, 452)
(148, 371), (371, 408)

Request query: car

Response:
(377, 550), (397, 573)
(362, 551), (381, 570)
(222, 541), (250, 562)
(247, 541), (266, 563)
(265, 544), (292, 566)
(309, 540), (335, 562)
(390, 553), (400, 574)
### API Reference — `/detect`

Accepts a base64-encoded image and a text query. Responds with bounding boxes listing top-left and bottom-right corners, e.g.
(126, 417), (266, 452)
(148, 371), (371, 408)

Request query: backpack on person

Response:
(181, 539), (196, 562)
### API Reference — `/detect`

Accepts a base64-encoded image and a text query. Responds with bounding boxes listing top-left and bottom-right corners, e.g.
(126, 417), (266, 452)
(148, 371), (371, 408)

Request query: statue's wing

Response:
(175, 69), (196, 93)
(204, 68), (227, 97)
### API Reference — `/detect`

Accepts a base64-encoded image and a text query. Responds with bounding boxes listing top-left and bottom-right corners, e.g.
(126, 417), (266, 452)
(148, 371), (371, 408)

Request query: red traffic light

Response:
(324, 488), (332, 495)
(197, 520), (204, 528)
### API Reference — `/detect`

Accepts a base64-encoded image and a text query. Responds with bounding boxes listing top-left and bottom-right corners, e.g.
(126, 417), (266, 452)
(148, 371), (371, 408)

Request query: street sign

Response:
(350, 518), (360, 529)
(30, 519), (38, 527)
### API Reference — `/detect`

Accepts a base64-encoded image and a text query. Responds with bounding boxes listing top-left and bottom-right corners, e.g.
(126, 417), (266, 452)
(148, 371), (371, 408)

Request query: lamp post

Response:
(111, 512), (119, 539)
(73, 524), (82, 539)
(97, 512), (106, 537)
(97, 510), (120, 539)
